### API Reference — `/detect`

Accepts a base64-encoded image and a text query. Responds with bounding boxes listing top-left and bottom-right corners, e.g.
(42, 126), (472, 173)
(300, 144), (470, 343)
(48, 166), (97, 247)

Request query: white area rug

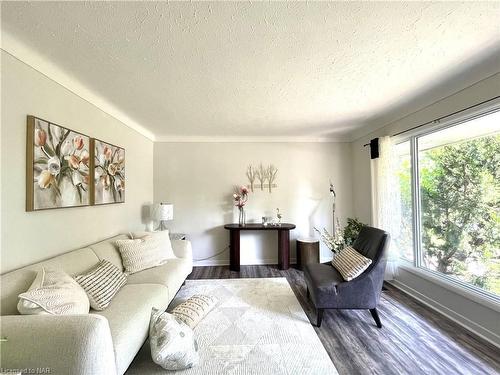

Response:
(127, 278), (338, 374)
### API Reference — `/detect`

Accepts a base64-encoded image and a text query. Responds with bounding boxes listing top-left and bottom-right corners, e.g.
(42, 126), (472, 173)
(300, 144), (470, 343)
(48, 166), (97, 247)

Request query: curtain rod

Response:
(391, 95), (500, 138)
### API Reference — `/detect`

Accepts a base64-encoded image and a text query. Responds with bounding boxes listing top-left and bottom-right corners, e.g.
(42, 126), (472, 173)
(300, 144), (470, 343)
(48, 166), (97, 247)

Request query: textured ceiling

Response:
(2, 2), (500, 141)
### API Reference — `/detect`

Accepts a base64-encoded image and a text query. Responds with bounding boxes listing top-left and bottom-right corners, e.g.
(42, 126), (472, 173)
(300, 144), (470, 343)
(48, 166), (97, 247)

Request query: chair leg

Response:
(316, 308), (324, 327)
(370, 308), (382, 328)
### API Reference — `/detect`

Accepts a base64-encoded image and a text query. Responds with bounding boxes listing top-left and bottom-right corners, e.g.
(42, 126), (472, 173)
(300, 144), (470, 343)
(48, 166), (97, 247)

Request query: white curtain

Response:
(370, 136), (401, 280)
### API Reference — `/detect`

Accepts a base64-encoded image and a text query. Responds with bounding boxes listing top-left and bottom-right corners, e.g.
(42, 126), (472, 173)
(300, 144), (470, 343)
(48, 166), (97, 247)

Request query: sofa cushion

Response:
(1, 247), (99, 315)
(88, 234), (129, 271)
(126, 258), (192, 300)
(93, 283), (169, 375)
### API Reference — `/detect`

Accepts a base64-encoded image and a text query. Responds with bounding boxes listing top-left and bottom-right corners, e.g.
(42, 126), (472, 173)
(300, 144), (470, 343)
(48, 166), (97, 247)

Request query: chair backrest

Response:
(352, 226), (390, 263)
(352, 226), (390, 285)
(343, 226), (391, 308)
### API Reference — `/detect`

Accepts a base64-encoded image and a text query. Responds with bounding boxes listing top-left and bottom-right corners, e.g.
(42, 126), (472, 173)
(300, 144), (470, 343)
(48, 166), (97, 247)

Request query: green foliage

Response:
(416, 134), (500, 295)
(343, 218), (366, 246)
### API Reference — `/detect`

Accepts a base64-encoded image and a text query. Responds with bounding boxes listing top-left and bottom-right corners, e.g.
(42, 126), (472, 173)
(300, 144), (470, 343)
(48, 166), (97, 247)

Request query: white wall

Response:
(154, 142), (352, 265)
(351, 72), (500, 346)
(1, 51), (154, 273)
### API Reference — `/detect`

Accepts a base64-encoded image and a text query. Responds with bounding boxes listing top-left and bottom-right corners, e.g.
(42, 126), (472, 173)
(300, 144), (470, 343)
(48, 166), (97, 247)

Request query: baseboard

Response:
(194, 259), (230, 266)
(194, 258), (297, 267)
(388, 279), (500, 349)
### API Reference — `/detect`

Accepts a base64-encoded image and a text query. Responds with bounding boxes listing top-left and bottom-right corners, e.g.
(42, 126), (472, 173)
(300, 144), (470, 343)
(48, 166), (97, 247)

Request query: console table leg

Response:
(229, 229), (240, 272)
(278, 229), (290, 270)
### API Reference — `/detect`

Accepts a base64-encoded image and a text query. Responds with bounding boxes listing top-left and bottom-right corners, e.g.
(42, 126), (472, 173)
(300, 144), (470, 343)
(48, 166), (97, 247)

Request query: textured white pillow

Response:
(172, 295), (218, 329)
(131, 230), (176, 259)
(331, 246), (373, 281)
(116, 235), (168, 274)
(74, 260), (127, 310)
(149, 307), (199, 370)
(18, 268), (90, 315)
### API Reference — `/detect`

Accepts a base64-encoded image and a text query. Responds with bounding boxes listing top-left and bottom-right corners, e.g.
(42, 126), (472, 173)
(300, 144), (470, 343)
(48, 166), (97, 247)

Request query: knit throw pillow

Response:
(116, 235), (168, 274)
(331, 246), (372, 281)
(172, 294), (218, 329)
(17, 268), (90, 315)
(74, 259), (127, 310)
(131, 230), (176, 259)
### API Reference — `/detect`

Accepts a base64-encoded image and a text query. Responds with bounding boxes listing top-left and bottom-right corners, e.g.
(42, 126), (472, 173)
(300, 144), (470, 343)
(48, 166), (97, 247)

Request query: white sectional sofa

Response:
(0, 234), (193, 375)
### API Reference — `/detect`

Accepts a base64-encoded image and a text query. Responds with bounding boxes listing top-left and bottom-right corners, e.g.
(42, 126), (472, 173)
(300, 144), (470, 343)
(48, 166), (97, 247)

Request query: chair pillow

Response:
(18, 268), (90, 315)
(116, 235), (168, 274)
(74, 260), (127, 310)
(331, 246), (372, 281)
(131, 230), (176, 259)
(172, 294), (218, 329)
(149, 307), (199, 370)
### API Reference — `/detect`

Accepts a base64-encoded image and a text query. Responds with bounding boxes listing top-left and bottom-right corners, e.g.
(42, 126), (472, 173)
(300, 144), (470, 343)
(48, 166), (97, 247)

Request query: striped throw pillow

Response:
(172, 295), (218, 329)
(75, 260), (127, 310)
(331, 246), (372, 281)
(116, 236), (168, 274)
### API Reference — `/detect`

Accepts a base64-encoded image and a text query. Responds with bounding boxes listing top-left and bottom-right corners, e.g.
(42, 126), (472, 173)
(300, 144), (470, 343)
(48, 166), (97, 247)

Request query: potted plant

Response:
(314, 217), (366, 255)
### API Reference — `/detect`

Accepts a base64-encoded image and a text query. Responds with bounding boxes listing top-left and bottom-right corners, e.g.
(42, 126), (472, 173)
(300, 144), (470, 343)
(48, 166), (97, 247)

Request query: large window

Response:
(395, 107), (500, 298)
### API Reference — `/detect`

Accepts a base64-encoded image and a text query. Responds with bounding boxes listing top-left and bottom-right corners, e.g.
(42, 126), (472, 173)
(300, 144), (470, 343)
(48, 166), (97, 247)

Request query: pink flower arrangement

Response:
(233, 185), (249, 208)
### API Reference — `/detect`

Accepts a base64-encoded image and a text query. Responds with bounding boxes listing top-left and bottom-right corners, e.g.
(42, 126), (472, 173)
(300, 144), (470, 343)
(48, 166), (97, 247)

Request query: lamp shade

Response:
(152, 203), (173, 221)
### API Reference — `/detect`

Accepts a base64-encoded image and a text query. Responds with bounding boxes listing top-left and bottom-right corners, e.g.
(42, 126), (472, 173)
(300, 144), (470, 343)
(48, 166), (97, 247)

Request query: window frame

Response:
(393, 98), (500, 305)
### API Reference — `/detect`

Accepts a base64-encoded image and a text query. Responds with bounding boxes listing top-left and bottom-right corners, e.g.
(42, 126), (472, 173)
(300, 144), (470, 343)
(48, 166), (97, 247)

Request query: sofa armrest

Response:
(0, 314), (116, 375)
(171, 239), (193, 260)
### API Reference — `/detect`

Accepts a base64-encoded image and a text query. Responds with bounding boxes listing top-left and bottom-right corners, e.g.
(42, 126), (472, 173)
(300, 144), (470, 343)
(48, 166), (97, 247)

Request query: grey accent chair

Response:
(303, 226), (390, 328)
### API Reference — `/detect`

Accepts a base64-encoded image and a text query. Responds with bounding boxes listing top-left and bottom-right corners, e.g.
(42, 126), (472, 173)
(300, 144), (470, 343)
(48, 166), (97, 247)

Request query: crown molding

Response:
(154, 135), (350, 143)
(1, 31), (156, 141)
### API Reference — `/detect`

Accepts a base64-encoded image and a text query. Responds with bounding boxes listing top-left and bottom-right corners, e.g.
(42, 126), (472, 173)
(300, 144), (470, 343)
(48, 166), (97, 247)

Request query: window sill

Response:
(397, 264), (500, 313)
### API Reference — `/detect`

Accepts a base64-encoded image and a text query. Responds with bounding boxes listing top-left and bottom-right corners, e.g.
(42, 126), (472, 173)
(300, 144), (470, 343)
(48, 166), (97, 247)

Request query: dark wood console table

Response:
(223, 223), (296, 271)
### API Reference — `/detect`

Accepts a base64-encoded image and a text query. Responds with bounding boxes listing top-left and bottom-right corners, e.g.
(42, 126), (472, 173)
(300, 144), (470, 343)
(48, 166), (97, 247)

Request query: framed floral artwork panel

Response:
(91, 139), (125, 205)
(26, 116), (91, 211)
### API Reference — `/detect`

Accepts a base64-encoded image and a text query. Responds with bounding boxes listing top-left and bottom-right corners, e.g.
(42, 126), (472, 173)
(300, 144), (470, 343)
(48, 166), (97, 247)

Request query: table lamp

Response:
(152, 203), (173, 231)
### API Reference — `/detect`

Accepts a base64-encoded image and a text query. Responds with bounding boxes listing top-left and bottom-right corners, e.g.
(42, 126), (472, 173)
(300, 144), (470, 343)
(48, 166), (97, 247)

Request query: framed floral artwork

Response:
(26, 116), (91, 211)
(91, 139), (125, 205)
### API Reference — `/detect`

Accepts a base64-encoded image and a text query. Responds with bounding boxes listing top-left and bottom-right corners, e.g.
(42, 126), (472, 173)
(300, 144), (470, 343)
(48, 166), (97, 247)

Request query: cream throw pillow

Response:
(18, 268), (90, 315)
(172, 295), (218, 329)
(331, 246), (372, 281)
(74, 260), (127, 310)
(149, 307), (199, 370)
(131, 230), (176, 259)
(116, 235), (168, 274)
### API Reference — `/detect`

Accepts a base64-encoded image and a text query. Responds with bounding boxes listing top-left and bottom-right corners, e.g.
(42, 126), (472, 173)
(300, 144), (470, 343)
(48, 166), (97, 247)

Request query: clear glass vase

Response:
(238, 206), (246, 226)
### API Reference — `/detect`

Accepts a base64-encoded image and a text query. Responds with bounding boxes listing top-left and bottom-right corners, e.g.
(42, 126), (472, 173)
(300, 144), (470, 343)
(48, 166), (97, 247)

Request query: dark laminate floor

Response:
(187, 265), (500, 375)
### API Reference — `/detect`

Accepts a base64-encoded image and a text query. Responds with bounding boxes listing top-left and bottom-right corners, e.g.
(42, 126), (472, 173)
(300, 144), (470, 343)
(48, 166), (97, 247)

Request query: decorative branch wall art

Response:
(267, 164), (278, 193)
(246, 163), (278, 193)
(92, 139), (125, 205)
(255, 163), (266, 191)
(26, 116), (91, 211)
(246, 165), (257, 192)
